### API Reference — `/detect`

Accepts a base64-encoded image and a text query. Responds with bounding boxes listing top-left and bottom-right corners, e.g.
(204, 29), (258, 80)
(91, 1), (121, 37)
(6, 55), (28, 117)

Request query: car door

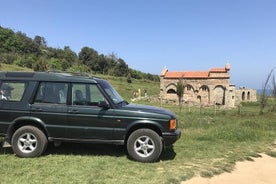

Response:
(0, 81), (30, 134)
(30, 82), (69, 138)
(67, 83), (115, 140)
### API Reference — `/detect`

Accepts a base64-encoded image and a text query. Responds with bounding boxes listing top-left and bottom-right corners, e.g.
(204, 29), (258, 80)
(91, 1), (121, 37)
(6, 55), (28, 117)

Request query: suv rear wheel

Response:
(127, 129), (162, 162)
(11, 126), (48, 158)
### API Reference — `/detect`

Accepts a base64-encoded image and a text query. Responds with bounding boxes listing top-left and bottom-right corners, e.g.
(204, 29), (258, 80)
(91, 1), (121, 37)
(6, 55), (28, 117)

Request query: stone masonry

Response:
(160, 64), (257, 107)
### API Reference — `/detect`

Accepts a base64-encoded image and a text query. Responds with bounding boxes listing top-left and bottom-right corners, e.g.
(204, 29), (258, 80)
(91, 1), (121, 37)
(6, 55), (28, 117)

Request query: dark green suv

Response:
(0, 71), (180, 162)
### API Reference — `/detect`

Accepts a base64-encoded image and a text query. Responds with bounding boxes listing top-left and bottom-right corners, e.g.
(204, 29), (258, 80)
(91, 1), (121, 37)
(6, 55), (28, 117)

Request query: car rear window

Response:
(0, 82), (27, 102)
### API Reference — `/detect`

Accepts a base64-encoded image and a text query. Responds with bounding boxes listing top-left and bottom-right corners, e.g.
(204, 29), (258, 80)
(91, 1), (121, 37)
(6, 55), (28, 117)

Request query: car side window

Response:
(34, 82), (68, 104)
(72, 83), (107, 106)
(0, 82), (27, 101)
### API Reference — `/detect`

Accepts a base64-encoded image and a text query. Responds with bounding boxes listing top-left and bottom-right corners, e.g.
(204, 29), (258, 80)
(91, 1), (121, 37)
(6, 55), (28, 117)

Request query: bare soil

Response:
(182, 154), (276, 184)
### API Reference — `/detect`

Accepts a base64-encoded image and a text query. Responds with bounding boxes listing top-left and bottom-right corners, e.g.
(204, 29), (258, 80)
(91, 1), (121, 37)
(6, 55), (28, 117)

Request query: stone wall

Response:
(235, 87), (257, 105)
(160, 64), (257, 108)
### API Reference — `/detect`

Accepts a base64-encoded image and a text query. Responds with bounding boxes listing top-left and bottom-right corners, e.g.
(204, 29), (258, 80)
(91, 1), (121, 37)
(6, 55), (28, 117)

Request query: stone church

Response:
(160, 64), (257, 107)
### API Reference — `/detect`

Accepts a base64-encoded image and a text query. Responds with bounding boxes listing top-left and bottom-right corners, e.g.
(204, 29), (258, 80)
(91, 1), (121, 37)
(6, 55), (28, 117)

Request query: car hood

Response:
(121, 103), (176, 118)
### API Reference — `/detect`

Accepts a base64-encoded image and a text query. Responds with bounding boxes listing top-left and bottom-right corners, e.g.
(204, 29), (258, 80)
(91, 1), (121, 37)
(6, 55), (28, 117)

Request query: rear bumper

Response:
(162, 128), (181, 148)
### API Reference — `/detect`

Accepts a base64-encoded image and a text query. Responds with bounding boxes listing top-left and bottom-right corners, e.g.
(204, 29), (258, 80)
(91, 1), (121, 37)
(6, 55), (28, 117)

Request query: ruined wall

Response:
(160, 64), (257, 107)
(160, 77), (232, 106)
(235, 87), (257, 105)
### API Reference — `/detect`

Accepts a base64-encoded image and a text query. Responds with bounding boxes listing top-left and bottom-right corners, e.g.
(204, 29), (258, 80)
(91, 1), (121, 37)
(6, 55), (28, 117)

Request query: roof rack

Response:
(47, 70), (93, 78)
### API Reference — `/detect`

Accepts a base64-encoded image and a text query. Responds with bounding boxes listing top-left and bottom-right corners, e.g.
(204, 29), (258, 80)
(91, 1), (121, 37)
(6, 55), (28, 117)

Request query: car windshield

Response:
(99, 80), (124, 104)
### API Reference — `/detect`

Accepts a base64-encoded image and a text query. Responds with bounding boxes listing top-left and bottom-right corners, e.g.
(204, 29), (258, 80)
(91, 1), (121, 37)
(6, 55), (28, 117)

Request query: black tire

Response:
(11, 126), (48, 158)
(127, 129), (162, 162)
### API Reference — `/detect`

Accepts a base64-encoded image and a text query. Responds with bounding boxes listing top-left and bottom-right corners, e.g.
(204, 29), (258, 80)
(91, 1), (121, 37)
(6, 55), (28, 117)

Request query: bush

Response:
(127, 73), (132, 83)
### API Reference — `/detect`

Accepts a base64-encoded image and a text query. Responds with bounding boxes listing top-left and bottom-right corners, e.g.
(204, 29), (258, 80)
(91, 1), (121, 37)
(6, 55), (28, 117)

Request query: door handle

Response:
(31, 107), (43, 112)
(68, 109), (79, 113)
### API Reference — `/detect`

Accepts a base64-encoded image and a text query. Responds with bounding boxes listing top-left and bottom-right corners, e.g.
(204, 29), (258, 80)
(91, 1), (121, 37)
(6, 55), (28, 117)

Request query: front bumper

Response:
(162, 128), (181, 148)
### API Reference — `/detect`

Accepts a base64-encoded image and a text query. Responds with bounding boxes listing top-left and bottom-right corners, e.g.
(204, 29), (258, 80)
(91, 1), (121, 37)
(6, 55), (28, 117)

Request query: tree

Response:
(127, 73), (132, 83)
(260, 67), (275, 114)
(129, 68), (143, 79)
(0, 53), (19, 64)
(0, 27), (23, 52)
(14, 55), (35, 68)
(33, 56), (48, 71)
(272, 74), (276, 112)
(16, 32), (40, 54)
(96, 54), (108, 74)
(113, 58), (129, 77)
(176, 78), (184, 112)
(78, 46), (99, 69)
(47, 58), (63, 70)
(34, 35), (47, 47)
(105, 53), (119, 75)
(63, 46), (78, 69)
(68, 62), (90, 73)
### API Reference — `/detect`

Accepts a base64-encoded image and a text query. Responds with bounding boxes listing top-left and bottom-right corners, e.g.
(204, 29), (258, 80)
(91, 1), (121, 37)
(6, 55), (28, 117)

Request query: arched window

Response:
(166, 83), (176, 94)
(167, 89), (176, 94)
(199, 85), (210, 104)
(186, 84), (194, 92)
(166, 83), (176, 89)
(247, 91), (250, 100)
(214, 85), (226, 105)
(242, 91), (245, 101)
(197, 95), (201, 103)
(200, 85), (209, 92)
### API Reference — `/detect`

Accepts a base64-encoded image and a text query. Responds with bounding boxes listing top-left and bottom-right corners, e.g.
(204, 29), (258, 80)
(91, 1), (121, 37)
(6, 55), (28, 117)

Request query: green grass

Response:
(1, 65), (276, 183)
(99, 75), (160, 102)
(1, 102), (276, 184)
(0, 63), (33, 72)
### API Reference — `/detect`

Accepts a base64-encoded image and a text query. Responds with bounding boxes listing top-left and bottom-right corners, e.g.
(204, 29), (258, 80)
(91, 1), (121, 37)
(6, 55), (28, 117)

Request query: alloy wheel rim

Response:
(134, 135), (155, 158)
(17, 133), (37, 153)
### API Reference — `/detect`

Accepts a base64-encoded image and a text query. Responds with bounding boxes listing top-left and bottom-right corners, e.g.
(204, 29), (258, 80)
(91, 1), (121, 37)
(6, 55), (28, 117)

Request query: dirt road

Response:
(182, 154), (276, 184)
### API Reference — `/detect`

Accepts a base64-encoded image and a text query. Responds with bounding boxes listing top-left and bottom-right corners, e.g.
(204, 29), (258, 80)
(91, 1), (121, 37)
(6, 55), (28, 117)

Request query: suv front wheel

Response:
(127, 129), (162, 162)
(11, 126), (48, 158)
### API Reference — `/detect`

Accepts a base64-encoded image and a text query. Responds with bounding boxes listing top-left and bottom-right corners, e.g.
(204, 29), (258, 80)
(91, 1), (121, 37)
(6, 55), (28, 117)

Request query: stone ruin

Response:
(159, 64), (257, 107)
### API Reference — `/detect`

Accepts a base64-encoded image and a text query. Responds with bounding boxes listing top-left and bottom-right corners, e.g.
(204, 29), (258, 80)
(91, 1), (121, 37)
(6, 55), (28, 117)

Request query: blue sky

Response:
(1, 0), (276, 89)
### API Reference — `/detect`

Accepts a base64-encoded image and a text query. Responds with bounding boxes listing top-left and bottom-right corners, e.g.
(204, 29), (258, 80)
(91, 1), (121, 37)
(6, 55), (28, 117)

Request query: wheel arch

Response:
(124, 120), (163, 144)
(7, 116), (48, 141)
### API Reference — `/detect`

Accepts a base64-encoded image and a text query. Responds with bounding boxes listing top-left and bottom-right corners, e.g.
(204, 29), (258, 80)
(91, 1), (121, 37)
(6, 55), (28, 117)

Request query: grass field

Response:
(1, 65), (276, 184)
(1, 103), (276, 184)
(0, 63), (33, 72)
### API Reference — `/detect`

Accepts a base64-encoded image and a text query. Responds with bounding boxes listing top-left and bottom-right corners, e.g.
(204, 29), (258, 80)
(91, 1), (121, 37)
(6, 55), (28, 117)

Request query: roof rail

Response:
(5, 72), (35, 78)
(47, 70), (93, 77)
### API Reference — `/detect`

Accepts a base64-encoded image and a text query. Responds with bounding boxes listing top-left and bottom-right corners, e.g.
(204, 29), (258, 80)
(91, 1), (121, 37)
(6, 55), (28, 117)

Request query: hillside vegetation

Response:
(0, 64), (160, 102)
(0, 63), (33, 72)
(0, 26), (159, 82)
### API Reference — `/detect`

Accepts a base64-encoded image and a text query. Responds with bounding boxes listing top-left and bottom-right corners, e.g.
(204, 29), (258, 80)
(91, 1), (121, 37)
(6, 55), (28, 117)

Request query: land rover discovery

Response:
(0, 71), (180, 162)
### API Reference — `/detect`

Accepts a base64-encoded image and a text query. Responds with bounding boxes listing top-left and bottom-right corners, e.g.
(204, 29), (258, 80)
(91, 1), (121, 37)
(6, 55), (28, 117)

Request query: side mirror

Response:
(98, 101), (110, 109)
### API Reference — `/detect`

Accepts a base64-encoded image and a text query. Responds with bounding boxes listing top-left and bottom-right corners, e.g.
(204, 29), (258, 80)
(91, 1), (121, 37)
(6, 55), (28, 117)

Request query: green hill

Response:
(102, 75), (160, 102)
(0, 63), (33, 72)
(0, 64), (160, 102)
(0, 26), (159, 82)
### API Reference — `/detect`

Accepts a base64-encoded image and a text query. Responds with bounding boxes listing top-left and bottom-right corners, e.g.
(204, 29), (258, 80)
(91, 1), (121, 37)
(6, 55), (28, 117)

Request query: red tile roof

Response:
(163, 67), (227, 79)
(210, 68), (226, 72)
(165, 71), (209, 78)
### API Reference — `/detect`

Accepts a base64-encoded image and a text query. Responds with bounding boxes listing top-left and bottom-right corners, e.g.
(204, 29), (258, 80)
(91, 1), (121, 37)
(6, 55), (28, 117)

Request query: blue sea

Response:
(257, 89), (274, 96)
